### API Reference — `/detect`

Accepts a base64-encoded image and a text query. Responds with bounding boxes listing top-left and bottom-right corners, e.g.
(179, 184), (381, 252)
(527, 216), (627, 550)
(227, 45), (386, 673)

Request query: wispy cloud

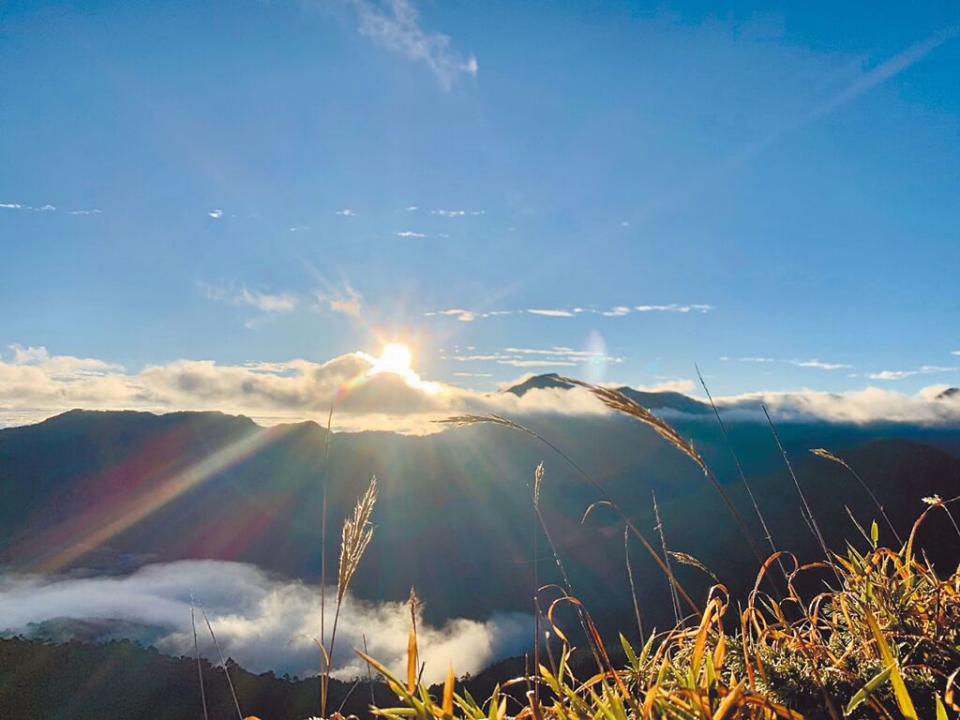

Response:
(425, 304), (714, 321)
(349, 0), (478, 90)
(208, 209), (224, 219)
(335, 208), (356, 217)
(446, 346), (625, 369)
(312, 280), (363, 318)
(395, 230), (427, 238)
(634, 304), (714, 313)
(868, 365), (957, 381)
(526, 309), (575, 318)
(430, 209), (484, 217)
(723, 356), (851, 370)
(429, 309), (477, 322)
(2, 202), (99, 215)
(791, 359), (852, 370)
(200, 282), (298, 314)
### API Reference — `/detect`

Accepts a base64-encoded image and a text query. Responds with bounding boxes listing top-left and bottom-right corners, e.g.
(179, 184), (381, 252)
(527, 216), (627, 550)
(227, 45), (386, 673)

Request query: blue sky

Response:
(2, 0), (960, 407)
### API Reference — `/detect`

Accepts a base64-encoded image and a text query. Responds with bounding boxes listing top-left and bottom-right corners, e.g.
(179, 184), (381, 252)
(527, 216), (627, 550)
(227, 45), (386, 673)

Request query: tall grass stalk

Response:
(761, 405), (835, 570)
(623, 526), (644, 643)
(560, 377), (769, 576)
(438, 414), (700, 614)
(697, 365), (787, 591)
(200, 607), (243, 720)
(319, 402), (334, 712)
(321, 474), (378, 719)
(190, 601), (209, 720)
(651, 489), (681, 625)
(810, 447), (903, 545)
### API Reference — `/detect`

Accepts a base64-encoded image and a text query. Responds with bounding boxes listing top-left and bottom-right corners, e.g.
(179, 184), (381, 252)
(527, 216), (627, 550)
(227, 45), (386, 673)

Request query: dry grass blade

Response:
(533, 461), (544, 508)
(810, 448), (902, 545)
(562, 376), (769, 574)
(338, 475), (378, 603)
(557, 377), (707, 473)
(442, 664), (455, 717)
(668, 550), (720, 583)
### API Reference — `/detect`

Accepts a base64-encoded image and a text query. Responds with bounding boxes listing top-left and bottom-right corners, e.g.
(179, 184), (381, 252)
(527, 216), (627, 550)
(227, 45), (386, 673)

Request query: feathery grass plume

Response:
(407, 587), (421, 693)
(438, 411), (701, 614)
(338, 475), (378, 603)
(810, 447), (903, 545)
(559, 376), (769, 574)
(200, 607), (244, 720)
(668, 550), (720, 584)
(322, 474), (378, 719)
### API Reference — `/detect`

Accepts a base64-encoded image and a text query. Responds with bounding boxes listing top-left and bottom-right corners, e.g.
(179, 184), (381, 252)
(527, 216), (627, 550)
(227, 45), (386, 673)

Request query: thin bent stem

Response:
(623, 526), (644, 644)
(191, 601), (209, 720)
(201, 608), (243, 720)
(761, 405), (839, 583)
(652, 489), (681, 625)
(319, 401), (334, 717)
(810, 448), (903, 546)
(697, 365), (788, 592)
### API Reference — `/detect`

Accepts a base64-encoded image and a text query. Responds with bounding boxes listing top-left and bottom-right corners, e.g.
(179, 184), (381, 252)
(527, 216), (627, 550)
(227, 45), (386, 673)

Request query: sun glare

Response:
(375, 343), (413, 375)
(366, 342), (440, 395)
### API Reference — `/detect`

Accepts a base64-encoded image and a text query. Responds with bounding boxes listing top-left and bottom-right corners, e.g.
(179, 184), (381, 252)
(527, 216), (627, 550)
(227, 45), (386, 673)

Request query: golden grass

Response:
(357, 388), (960, 720)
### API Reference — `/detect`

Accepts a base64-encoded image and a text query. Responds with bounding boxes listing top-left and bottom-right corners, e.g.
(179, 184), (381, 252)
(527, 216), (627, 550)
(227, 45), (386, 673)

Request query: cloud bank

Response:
(1, 344), (959, 431)
(0, 561), (530, 683)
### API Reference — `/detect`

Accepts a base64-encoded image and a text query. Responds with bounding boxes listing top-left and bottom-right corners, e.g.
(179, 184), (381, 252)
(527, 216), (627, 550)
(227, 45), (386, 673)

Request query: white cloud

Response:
(434, 309), (476, 322)
(526, 309), (575, 318)
(395, 230), (427, 238)
(0, 561), (530, 684)
(3, 346), (959, 432)
(208, 209), (223, 219)
(349, 0), (478, 90)
(791, 359), (852, 370)
(635, 379), (697, 394)
(601, 306), (631, 317)
(0, 203), (23, 209)
(335, 208), (356, 217)
(952, 351), (960, 356)
(68, 208), (102, 216)
(634, 304), (714, 313)
(404, 205), (418, 211)
(868, 366), (956, 381)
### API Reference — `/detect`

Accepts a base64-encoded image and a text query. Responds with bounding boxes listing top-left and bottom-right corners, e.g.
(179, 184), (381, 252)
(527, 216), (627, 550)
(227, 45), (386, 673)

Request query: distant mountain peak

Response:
(502, 373), (711, 414)
(937, 387), (960, 400)
(502, 373), (570, 396)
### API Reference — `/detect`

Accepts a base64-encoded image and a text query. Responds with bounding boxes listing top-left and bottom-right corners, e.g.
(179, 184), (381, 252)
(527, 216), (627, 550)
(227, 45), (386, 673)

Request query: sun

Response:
(374, 343), (413, 375)
(366, 342), (441, 395)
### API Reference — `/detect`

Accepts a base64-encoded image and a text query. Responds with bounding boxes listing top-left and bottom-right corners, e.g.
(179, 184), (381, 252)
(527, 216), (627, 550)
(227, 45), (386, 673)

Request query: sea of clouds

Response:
(0, 560), (532, 684)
